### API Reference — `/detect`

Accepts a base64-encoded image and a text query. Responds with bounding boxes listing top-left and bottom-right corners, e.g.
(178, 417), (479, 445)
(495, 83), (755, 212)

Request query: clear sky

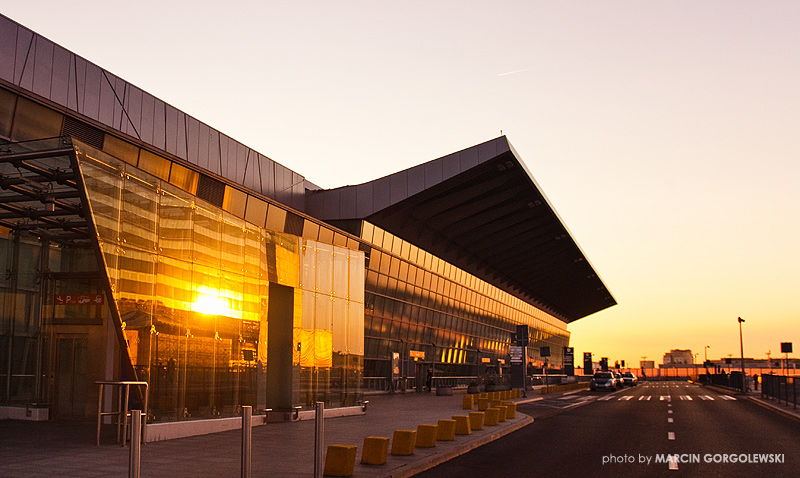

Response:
(5, 1), (799, 368)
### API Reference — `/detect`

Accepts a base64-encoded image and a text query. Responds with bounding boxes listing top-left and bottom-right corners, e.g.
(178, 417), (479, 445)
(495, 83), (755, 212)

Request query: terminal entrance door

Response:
(54, 334), (88, 420)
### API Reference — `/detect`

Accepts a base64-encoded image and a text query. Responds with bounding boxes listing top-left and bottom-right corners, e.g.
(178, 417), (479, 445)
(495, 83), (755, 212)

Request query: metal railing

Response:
(761, 374), (797, 409)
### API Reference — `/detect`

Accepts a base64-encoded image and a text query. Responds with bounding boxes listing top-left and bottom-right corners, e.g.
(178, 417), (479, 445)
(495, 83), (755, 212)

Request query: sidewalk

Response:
(704, 383), (800, 423)
(0, 390), (535, 477)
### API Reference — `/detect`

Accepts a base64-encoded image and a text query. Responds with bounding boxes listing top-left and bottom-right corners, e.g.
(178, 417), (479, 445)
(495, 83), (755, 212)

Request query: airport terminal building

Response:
(0, 15), (615, 426)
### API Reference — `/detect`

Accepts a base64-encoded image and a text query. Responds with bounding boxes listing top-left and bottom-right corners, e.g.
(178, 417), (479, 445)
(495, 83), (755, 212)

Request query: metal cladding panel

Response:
(291, 172), (305, 211)
(98, 71), (117, 128)
(68, 56), (84, 113)
(175, 109), (187, 160)
(261, 155), (276, 198)
(423, 159), (443, 189)
(339, 185), (357, 218)
(441, 151), (461, 181)
(389, 170), (408, 204)
(0, 17), (16, 82)
(356, 182), (374, 218)
(32, 35), (53, 99)
(460, 143), (480, 171)
(372, 176), (391, 211)
(50, 44), (71, 105)
(478, 138), (500, 162)
(322, 188), (340, 219)
(14, 27), (34, 90)
(82, 61), (102, 121)
(406, 164), (426, 196)
(207, 129), (221, 175)
(196, 122), (209, 171)
(124, 85), (143, 139)
(165, 103), (179, 156)
(139, 92), (154, 144)
(151, 97), (166, 151)
(217, 134), (230, 178)
(186, 115), (199, 162)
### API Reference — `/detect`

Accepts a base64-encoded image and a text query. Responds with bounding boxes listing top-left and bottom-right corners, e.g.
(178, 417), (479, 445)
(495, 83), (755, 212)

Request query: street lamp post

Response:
(738, 317), (746, 393)
(704, 345), (709, 362)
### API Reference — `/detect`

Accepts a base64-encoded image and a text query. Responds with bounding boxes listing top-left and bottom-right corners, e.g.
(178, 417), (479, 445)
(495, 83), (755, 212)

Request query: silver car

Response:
(590, 371), (616, 391)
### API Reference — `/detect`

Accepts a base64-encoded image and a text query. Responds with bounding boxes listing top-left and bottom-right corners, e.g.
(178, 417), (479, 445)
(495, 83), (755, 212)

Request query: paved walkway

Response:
(0, 390), (535, 477)
(2, 382), (796, 477)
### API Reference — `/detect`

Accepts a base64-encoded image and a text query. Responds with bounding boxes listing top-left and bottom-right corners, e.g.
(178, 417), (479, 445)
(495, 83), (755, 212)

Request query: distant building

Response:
(663, 349), (694, 365)
(640, 360), (655, 369)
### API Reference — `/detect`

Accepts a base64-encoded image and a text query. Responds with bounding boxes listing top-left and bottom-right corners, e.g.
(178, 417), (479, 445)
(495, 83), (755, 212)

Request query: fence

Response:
(761, 374), (797, 409)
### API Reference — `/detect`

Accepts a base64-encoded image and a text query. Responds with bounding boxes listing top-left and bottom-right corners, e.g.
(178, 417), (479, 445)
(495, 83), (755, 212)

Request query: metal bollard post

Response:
(314, 402), (324, 478)
(129, 410), (141, 478)
(241, 406), (252, 478)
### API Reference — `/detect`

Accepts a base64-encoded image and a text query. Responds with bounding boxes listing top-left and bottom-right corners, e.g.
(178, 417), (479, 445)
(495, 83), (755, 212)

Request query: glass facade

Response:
(76, 143), (365, 419)
(0, 137), (364, 420)
(361, 222), (570, 390)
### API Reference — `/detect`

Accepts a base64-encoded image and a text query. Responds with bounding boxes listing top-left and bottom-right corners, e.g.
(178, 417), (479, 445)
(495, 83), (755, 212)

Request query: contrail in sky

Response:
(497, 67), (535, 77)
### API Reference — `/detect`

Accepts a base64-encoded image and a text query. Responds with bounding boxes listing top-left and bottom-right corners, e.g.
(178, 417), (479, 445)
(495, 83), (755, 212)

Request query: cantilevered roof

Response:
(306, 136), (616, 322)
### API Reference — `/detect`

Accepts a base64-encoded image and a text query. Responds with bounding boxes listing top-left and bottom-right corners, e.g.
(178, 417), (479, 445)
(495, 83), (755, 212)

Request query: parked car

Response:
(590, 371), (617, 391)
(622, 372), (638, 386)
(614, 372), (624, 388)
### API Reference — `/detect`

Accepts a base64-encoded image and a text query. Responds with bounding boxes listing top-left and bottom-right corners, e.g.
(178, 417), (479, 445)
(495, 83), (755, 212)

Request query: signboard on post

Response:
(564, 347), (574, 376)
(584, 352), (593, 375)
(781, 342), (793, 353)
(515, 324), (529, 346)
(510, 345), (527, 394)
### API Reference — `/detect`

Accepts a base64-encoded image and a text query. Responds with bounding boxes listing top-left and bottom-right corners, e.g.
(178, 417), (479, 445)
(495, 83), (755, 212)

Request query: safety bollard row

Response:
(319, 390), (523, 477)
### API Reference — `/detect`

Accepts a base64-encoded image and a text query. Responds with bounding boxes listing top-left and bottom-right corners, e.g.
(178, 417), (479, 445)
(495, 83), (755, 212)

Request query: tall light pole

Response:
(738, 317), (746, 393)
(704, 345), (709, 362)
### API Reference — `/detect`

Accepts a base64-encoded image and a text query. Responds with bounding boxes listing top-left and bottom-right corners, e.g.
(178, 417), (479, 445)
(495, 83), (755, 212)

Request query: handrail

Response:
(96, 381), (149, 446)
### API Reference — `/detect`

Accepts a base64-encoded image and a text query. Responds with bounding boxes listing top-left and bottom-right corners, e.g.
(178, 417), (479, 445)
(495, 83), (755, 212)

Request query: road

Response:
(416, 381), (800, 477)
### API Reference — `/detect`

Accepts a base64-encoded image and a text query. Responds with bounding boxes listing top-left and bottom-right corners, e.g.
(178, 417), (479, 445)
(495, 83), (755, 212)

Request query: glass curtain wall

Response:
(361, 222), (569, 389)
(75, 143), (363, 420)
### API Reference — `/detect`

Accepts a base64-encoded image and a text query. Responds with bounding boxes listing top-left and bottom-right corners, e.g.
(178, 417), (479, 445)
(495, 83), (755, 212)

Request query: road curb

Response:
(388, 415), (535, 478)
(743, 395), (800, 424)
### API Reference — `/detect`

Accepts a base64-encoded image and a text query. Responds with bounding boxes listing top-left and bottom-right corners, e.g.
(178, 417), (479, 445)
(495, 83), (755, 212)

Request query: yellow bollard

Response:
(452, 415), (471, 435)
(390, 430), (416, 456)
(361, 436), (389, 465)
(496, 405), (507, 422)
(478, 397), (489, 411)
(436, 419), (456, 441)
(503, 401), (516, 419)
(462, 394), (474, 410)
(469, 411), (485, 430)
(415, 424), (438, 448)
(323, 444), (357, 477)
(485, 407), (500, 426)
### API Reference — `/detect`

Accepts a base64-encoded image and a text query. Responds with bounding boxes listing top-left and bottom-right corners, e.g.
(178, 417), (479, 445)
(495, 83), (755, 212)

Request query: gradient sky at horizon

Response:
(4, 1), (798, 368)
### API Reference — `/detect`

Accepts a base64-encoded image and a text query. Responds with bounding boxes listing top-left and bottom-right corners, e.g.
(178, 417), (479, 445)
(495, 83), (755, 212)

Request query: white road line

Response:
(639, 395), (651, 401)
(720, 395), (736, 400)
(660, 395), (671, 401)
(668, 410), (673, 414)
(668, 417), (674, 423)
(598, 395), (615, 401)
(680, 395), (692, 400)
(619, 396), (633, 401)
(699, 395), (714, 400)
(668, 432), (675, 440)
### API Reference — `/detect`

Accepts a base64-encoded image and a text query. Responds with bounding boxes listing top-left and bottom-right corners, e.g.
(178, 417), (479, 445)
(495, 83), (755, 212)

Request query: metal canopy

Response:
(308, 137), (616, 322)
(0, 137), (92, 248)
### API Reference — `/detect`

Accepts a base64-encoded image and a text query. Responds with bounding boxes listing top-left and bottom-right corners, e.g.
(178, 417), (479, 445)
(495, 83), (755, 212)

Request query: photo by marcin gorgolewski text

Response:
(602, 453), (785, 466)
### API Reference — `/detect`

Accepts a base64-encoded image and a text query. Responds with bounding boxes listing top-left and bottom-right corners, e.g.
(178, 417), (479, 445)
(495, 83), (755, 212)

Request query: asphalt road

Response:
(416, 381), (800, 477)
